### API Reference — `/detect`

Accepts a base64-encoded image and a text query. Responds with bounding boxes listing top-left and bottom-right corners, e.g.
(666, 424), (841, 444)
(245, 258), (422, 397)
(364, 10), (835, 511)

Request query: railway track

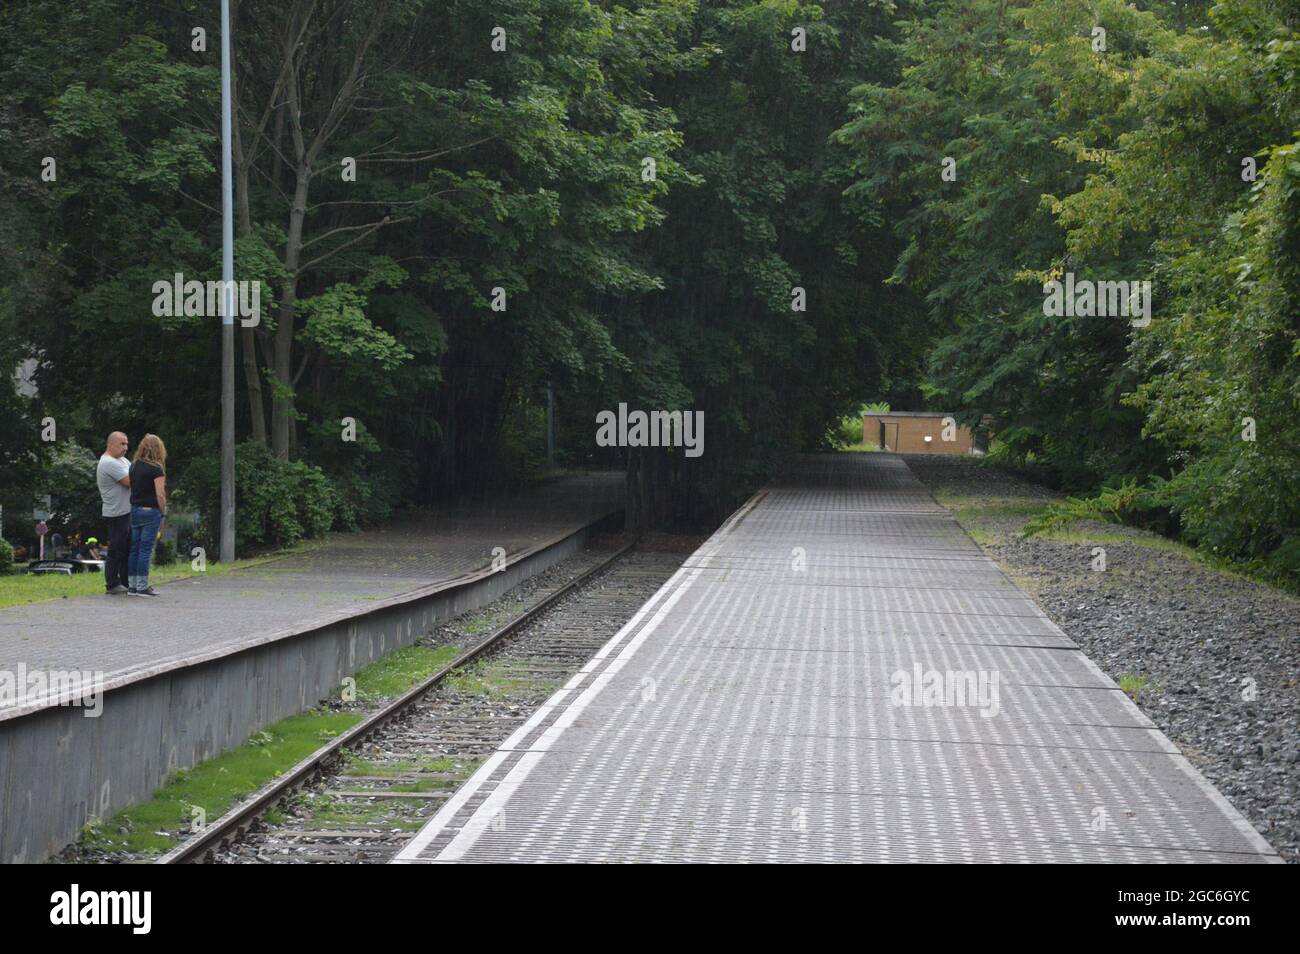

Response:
(160, 539), (686, 864)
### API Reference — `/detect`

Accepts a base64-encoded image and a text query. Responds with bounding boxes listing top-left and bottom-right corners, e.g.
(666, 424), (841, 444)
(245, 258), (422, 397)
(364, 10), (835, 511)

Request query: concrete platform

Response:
(394, 455), (1280, 864)
(0, 474), (622, 718)
(0, 473), (622, 861)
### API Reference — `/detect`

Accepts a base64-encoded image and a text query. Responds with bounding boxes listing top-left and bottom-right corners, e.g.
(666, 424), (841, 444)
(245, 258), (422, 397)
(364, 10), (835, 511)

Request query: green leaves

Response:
(299, 282), (412, 372)
(8, 0), (1293, 569)
(841, 0), (1300, 583)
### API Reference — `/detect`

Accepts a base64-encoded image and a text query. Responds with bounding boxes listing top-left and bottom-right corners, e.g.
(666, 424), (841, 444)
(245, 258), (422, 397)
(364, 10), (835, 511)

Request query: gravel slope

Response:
(902, 453), (1299, 862)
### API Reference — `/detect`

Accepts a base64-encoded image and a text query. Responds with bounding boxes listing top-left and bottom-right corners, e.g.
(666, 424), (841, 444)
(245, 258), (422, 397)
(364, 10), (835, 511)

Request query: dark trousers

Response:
(105, 512), (130, 590)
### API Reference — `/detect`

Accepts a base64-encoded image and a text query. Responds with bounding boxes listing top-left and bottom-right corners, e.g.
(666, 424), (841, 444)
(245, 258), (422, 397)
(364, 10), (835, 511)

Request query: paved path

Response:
(395, 454), (1279, 863)
(0, 473), (622, 719)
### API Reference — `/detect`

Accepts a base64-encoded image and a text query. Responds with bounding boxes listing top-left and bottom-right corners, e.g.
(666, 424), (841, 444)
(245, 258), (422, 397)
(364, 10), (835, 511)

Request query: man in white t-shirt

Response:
(96, 431), (131, 594)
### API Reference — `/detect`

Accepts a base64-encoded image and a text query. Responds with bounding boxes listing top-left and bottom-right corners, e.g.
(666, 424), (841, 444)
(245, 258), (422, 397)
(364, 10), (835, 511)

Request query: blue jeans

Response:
(128, 506), (162, 591)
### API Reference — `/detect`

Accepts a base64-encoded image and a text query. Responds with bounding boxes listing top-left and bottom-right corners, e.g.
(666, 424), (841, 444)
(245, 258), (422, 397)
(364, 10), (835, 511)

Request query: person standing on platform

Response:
(127, 433), (168, 597)
(95, 431), (131, 595)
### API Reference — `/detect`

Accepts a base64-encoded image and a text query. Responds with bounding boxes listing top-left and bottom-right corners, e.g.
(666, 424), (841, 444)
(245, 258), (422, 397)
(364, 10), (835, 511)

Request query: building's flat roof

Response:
(862, 410), (956, 418)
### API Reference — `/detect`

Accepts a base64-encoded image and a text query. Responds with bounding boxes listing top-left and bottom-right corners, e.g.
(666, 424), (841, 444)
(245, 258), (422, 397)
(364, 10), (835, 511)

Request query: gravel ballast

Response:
(902, 453), (1299, 862)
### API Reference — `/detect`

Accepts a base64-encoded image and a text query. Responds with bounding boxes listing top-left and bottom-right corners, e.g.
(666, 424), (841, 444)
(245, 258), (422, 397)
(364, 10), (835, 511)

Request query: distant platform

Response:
(0, 473), (623, 720)
(394, 454), (1279, 863)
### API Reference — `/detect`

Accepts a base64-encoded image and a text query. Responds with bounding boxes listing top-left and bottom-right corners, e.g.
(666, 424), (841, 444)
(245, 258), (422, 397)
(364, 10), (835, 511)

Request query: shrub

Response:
(153, 538), (176, 566)
(45, 441), (103, 534)
(329, 471), (398, 531)
(289, 460), (335, 540)
(831, 414), (867, 449)
(497, 400), (550, 485)
(1021, 476), (1184, 537)
(0, 537), (14, 575)
(183, 442), (338, 555)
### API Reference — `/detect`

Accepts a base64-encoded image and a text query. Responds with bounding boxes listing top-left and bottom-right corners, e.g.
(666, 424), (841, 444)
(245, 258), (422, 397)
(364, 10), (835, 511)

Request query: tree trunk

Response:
(240, 327), (267, 443)
(625, 444), (676, 533)
(270, 279), (297, 459)
(272, 168), (310, 459)
(235, 162), (267, 444)
(230, 35), (266, 445)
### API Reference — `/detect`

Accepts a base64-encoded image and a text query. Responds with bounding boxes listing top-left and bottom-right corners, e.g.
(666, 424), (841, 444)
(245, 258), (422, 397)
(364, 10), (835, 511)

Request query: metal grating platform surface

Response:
(394, 454), (1280, 864)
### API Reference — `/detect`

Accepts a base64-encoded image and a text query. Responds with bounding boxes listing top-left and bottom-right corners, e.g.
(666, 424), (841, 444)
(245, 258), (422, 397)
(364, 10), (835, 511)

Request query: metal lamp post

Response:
(219, 0), (236, 563)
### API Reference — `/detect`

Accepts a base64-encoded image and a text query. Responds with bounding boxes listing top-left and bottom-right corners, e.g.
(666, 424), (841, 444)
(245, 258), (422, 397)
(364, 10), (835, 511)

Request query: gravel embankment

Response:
(902, 453), (1300, 862)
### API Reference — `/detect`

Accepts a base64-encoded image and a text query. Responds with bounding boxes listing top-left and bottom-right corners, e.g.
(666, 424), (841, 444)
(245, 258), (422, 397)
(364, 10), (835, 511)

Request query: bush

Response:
(834, 415), (866, 449)
(183, 442), (338, 555)
(45, 441), (103, 535)
(0, 537), (14, 575)
(496, 399), (550, 486)
(153, 538), (176, 566)
(1022, 480), (1166, 538)
(329, 470), (399, 531)
(289, 460), (336, 540)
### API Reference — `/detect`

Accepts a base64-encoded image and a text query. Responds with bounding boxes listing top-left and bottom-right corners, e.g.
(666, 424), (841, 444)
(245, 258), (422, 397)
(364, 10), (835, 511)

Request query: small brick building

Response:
(862, 411), (976, 454)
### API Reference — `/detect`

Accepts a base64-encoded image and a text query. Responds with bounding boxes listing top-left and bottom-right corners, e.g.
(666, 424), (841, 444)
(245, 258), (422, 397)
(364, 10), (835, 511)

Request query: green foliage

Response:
(1118, 673), (1149, 702)
(840, 0), (1300, 585)
(1022, 480), (1168, 537)
(839, 0), (1158, 489)
(830, 414), (872, 450)
(3, 0), (1297, 589)
(603, 0), (907, 526)
(153, 538), (176, 566)
(0, 0), (907, 534)
(184, 443), (336, 554)
(327, 471), (398, 533)
(45, 442), (104, 537)
(0, 0), (700, 507)
(496, 397), (552, 486)
(0, 537), (14, 575)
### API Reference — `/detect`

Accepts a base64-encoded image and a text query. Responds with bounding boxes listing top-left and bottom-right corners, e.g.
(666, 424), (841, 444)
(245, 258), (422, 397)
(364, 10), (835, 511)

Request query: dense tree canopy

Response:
(2, 0), (1296, 583)
(837, 0), (1299, 579)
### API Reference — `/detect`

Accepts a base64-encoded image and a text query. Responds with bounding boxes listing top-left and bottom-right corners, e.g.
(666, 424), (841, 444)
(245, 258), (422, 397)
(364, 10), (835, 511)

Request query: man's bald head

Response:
(106, 432), (129, 458)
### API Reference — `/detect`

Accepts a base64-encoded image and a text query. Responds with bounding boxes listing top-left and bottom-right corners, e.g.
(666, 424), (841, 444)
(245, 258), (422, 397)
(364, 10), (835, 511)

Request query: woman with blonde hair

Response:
(127, 433), (168, 596)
